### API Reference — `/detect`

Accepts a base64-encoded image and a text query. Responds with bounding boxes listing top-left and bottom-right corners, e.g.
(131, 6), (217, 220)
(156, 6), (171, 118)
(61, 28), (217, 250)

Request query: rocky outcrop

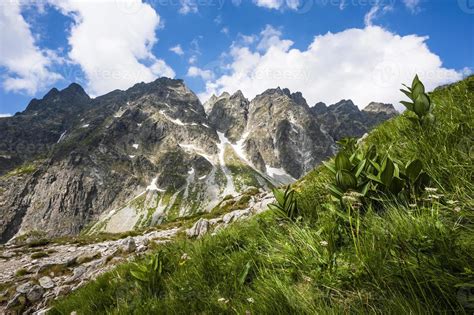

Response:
(311, 100), (398, 141)
(0, 190), (273, 313)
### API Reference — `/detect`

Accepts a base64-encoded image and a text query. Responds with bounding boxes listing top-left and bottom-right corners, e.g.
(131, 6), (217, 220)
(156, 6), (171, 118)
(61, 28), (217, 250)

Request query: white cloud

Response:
(0, 2), (62, 95)
(0, 113), (12, 118)
(49, 0), (175, 96)
(221, 27), (229, 35)
(403, 0), (421, 13)
(252, 0), (303, 10)
(364, 1), (393, 26)
(199, 26), (462, 110)
(179, 0), (198, 14)
(187, 66), (214, 81)
(189, 55), (198, 64)
(253, 0), (283, 9)
(170, 45), (184, 56)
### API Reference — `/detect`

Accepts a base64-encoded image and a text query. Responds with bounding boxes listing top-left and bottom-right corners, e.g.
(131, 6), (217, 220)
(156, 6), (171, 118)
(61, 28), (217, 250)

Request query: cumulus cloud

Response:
(187, 66), (214, 80)
(49, 0), (174, 96)
(199, 25), (463, 109)
(0, 113), (12, 118)
(0, 2), (62, 95)
(170, 45), (184, 56)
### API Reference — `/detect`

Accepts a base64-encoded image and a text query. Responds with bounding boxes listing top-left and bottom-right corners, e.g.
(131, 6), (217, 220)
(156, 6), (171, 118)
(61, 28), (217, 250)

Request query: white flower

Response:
(302, 275), (312, 283)
(454, 206), (461, 213)
(247, 297), (254, 303)
(218, 298), (229, 303)
(425, 187), (438, 192)
(320, 240), (328, 247)
(428, 194), (440, 199)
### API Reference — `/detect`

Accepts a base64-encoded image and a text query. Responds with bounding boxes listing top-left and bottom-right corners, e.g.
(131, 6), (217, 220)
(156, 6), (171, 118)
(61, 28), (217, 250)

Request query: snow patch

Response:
(81, 124), (89, 128)
(57, 130), (67, 143)
(159, 110), (185, 126)
(132, 144), (139, 149)
(129, 155), (135, 158)
(146, 177), (166, 192)
(265, 165), (296, 184)
(178, 143), (216, 164)
(216, 132), (236, 196)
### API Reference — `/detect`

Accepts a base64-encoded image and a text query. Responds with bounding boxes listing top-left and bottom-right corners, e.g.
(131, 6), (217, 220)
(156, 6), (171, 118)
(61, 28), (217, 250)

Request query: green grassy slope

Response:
(50, 76), (474, 314)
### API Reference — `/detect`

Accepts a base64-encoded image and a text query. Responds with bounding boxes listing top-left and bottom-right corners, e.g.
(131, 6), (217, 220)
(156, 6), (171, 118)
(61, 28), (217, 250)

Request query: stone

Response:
(186, 218), (210, 238)
(66, 266), (86, 283)
(39, 276), (55, 289)
(16, 282), (33, 294)
(222, 209), (250, 224)
(121, 237), (136, 253)
(6, 292), (25, 309)
(76, 252), (101, 264)
(55, 285), (71, 297)
(136, 244), (147, 252)
(26, 284), (44, 302)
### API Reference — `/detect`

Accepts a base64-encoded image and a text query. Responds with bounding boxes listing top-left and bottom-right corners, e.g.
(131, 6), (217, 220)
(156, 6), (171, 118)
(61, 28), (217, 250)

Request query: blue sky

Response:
(0, 0), (473, 115)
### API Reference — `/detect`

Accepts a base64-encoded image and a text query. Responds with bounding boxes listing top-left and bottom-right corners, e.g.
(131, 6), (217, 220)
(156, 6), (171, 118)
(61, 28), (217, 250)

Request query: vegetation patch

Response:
(50, 76), (474, 314)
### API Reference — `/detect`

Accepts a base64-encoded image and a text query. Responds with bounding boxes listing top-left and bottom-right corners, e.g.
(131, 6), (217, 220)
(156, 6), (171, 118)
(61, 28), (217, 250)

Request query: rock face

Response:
(311, 100), (397, 141)
(0, 78), (395, 242)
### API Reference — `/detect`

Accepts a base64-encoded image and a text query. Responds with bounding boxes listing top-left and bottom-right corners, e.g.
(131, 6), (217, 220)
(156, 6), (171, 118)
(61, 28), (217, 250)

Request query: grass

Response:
(30, 251), (49, 259)
(51, 76), (474, 314)
(4, 163), (37, 177)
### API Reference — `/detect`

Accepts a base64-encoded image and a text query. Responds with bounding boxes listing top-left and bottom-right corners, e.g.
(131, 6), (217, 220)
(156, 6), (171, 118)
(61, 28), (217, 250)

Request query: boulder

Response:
(39, 276), (55, 289)
(186, 218), (210, 238)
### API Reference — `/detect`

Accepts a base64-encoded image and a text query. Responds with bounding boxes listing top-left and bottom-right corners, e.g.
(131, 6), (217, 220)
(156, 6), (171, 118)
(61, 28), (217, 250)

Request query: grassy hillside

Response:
(50, 76), (474, 314)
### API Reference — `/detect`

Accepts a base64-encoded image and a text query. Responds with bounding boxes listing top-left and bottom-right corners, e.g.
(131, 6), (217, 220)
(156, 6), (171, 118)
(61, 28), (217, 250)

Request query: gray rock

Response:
(55, 285), (71, 297)
(16, 282), (33, 294)
(186, 218), (210, 238)
(121, 237), (136, 253)
(222, 209), (251, 224)
(39, 276), (55, 289)
(66, 266), (86, 283)
(6, 292), (25, 309)
(26, 284), (44, 302)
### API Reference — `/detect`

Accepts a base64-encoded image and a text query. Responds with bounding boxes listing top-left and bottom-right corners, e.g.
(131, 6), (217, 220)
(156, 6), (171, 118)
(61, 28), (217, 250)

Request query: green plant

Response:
(324, 143), (430, 208)
(400, 75), (435, 124)
(269, 186), (299, 220)
(130, 251), (165, 293)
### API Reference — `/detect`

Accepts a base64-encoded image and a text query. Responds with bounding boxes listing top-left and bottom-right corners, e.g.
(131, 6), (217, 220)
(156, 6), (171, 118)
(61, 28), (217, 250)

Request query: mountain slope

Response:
(48, 76), (473, 314)
(0, 79), (395, 242)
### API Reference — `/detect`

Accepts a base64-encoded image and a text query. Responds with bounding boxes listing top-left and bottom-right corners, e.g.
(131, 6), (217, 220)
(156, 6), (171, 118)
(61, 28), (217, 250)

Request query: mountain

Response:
(0, 79), (396, 243)
(311, 99), (398, 141)
(46, 76), (474, 314)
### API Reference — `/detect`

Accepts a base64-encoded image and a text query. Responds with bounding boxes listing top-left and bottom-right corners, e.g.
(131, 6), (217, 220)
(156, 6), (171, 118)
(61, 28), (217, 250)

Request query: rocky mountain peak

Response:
(311, 102), (328, 115)
(362, 102), (398, 116)
(329, 99), (358, 112)
(0, 78), (396, 245)
(24, 83), (90, 113)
